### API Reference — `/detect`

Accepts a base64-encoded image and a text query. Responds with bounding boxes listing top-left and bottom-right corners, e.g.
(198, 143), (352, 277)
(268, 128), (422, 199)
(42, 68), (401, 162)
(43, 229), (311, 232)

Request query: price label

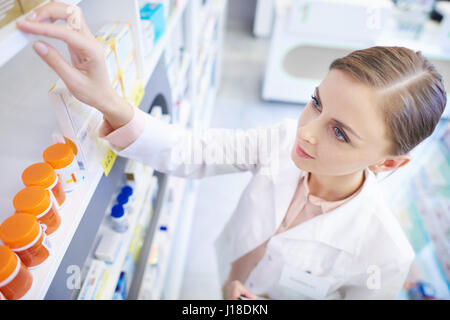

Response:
(101, 148), (117, 177)
(132, 80), (145, 107)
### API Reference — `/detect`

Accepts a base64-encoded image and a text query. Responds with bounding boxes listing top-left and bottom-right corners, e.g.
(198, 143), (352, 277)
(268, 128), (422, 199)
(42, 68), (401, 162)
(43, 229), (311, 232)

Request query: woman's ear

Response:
(368, 155), (411, 173)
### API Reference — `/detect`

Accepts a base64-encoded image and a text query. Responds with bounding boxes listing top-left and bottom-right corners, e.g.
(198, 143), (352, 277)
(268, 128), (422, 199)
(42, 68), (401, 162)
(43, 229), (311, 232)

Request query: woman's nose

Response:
(298, 124), (317, 145)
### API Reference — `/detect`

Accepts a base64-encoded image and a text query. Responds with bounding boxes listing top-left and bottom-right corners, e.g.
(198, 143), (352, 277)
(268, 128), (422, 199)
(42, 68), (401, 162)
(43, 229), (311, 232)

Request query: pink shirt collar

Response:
(300, 169), (367, 213)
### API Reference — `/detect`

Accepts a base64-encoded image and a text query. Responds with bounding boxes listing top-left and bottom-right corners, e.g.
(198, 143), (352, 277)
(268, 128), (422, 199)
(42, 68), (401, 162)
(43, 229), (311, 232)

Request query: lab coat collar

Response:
(271, 155), (378, 256)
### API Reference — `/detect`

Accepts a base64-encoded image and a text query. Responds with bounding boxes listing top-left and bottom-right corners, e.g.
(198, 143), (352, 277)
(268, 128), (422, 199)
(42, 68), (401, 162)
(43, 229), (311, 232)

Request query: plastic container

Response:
(0, 213), (51, 268)
(13, 186), (61, 235)
(121, 185), (133, 197)
(116, 193), (129, 206)
(43, 143), (81, 192)
(22, 162), (66, 209)
(110, 204), (129, 233)
(0, 245), (33, 300)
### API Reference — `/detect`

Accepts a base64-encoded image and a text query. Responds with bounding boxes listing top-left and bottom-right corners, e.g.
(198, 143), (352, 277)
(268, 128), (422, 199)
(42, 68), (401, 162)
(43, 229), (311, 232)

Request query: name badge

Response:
(279, 264), (333, 299)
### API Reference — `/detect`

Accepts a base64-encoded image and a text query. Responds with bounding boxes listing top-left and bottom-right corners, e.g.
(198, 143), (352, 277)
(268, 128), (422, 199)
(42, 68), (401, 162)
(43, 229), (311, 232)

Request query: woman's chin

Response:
(290, 147), (309, 171)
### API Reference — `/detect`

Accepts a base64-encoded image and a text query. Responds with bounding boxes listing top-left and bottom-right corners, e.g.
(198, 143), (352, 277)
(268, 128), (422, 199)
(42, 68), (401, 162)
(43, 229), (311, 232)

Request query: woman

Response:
(16, 2), (446, 299)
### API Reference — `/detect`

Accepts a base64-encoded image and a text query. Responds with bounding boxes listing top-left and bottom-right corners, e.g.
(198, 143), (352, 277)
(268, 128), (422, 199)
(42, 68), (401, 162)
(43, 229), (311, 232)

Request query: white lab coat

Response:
(110, 108), (415, 300)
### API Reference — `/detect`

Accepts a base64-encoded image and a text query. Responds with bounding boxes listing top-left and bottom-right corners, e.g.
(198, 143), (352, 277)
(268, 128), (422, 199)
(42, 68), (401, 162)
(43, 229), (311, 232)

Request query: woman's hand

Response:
(16, 1), (134, 130)
(223, 280), (258, 300)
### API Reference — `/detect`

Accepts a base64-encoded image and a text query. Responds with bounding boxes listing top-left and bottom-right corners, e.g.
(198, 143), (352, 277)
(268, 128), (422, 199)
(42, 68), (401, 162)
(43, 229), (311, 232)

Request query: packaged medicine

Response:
(43, 143), (81, 192)
(106, 22), (134, 71)
(0, 0), (22, 28)
(22, 162), (66, 209)
(17, 0), (45, 13)
(140, 3), (165, 43)
(95, 22), (117, 42)
(0, 246), (33, 300)
(140, 19), (155, 56)
(122, 52), (138, 100)
(113, 75), (124, 98)
(13, 186), (62, 235)
(95, 231), (122, 263)
(0, 213), (51, 268)
(96, 23), (119, 82)
(101, 41), (119, 84)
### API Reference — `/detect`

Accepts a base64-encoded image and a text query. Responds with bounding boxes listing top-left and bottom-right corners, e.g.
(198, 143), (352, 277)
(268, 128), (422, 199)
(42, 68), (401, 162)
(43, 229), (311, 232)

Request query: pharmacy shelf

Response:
(92, 173), (157, 300)
(170, 52), (191, 103)
(142, 0), (189, 86)
(0, 0), (226, 300)
(137, 176), (187, 299)
(3, 0), (190, 300)
(0, 0), (82, 68)
(152, 179), (187, 299)
(162, 179), (199, 299)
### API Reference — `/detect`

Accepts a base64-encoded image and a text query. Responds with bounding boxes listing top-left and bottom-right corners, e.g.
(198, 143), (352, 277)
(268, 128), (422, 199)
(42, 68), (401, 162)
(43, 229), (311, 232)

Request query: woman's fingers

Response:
(26, 2), (93, 38)
(227, 280), (257, 300)
(26, 1), (72, 22)
(32, 40), (83, 88)
(16, 20), (93, 55)
(241, 286), (257, 299)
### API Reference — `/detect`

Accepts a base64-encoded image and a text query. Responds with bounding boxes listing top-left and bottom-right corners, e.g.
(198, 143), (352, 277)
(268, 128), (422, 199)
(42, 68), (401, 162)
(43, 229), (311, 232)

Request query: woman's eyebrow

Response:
(316, 87), (363, 141)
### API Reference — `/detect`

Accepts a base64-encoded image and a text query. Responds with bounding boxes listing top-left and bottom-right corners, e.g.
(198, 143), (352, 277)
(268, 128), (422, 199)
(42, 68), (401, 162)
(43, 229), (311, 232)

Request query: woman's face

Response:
(291, 69), (393, 176)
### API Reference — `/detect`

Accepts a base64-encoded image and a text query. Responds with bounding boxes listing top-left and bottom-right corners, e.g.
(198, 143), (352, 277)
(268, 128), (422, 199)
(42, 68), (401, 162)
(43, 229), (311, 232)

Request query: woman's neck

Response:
(307, 169), (366, 202)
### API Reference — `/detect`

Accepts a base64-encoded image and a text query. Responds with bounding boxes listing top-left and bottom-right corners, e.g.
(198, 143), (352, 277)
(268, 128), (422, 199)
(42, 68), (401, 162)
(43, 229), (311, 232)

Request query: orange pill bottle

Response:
(0, 213), (51, 268)
(13, 186), (61, 235)
(22, 162), (66, 209)
(0, 245), (33, 300)
(43, 143), (81, 192)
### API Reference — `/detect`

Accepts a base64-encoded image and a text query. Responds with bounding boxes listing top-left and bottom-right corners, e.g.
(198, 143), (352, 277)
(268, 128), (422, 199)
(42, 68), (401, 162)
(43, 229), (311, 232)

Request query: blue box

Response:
(140, 3), (166, 44)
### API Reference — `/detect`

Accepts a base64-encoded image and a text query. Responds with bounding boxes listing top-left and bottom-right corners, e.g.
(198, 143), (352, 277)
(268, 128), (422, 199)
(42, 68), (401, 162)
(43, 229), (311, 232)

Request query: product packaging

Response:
(0, 0), (23, 28)
(106, 22), (134, 71)
(49, 80), (109, 171)
(140, 3), (166, 44)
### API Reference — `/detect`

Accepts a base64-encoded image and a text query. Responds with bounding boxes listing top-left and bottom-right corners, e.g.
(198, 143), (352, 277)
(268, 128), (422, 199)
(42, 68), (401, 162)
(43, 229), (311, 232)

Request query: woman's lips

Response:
(296, 144), (315, 159)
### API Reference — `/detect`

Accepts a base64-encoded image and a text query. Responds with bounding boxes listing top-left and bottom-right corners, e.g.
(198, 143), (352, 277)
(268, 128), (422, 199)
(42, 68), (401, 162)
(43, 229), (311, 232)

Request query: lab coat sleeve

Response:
(106, 107), (284, 179)
(341, 259), (413, 300)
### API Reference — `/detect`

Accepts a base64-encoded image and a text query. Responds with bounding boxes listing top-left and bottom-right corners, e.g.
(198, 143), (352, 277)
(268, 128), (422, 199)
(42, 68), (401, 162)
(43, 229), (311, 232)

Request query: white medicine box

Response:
(95, 23), (120, 84)
(106, 22), (135, 72)
(122, 52), (138, 102)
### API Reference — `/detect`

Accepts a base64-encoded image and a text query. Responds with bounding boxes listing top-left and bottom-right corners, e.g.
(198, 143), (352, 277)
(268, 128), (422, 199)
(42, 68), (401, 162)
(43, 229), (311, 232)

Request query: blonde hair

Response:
(329, 46), (446, 156)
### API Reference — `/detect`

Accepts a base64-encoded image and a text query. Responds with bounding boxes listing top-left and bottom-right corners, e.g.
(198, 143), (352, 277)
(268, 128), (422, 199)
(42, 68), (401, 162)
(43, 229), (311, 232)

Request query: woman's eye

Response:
(310, 94), (349, 143)
(334, 127), (348, 142)
(311, 95), (320, 110)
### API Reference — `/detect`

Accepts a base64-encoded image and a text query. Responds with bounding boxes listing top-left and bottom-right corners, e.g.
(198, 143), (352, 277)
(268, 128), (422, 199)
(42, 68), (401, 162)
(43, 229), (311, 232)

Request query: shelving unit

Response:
(378, 121), (450, 300)
(0, 0), (227, 300)
(76, 166), (157, 300)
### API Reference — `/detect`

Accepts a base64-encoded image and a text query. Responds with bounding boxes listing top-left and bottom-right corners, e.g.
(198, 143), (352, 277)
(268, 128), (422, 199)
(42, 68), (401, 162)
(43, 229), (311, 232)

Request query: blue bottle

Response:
(110, 204), (129, 233)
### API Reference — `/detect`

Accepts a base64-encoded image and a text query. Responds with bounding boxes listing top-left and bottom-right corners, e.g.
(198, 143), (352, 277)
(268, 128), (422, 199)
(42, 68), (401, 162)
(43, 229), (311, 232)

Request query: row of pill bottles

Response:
(0, 143), (81, 299)
(0, 214), (49, 299)
(110, 186), (134, 233)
